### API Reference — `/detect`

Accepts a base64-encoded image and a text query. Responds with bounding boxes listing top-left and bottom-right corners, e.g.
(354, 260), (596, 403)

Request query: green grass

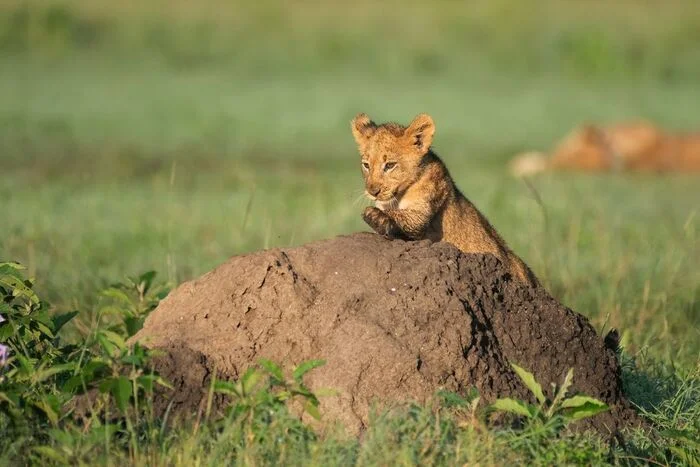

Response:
(1, 0), (700, 464)
(3, 60), (698, 362)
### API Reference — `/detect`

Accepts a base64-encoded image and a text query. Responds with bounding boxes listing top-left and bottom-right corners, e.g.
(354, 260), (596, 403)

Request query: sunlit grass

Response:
(1, 0), (699, 463)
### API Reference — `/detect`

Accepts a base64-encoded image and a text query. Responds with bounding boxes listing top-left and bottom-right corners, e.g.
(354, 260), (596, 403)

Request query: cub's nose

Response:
(369, 187), (381, 197)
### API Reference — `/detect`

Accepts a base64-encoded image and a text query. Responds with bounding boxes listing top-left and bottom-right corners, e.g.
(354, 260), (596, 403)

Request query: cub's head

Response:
(351, 113), (435, 204)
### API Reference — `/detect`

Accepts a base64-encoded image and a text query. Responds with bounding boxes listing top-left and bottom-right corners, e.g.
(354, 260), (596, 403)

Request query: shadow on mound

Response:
(130, 232), (640, 436)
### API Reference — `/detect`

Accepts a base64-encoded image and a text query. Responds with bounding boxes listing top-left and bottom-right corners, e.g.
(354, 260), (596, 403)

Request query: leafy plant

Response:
(490, 363), (609, 429)
(187, 358), (330, 461)
(99, 270), (170, 338)
(436, 388), (482, 430)
(0, 262), (78, 432)
(60, 271), (172, 418)
(14, 268), (173, 464)
(63, 340), (171, 415)
(213, 359), (326, 422)
(0, 263), (173, 462)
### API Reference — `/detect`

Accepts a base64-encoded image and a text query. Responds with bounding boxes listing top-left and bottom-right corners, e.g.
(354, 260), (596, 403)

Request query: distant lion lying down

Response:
(510, 122), (700, 176)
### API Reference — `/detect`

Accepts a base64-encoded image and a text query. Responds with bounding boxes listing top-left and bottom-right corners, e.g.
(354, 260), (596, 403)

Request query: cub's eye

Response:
(384, 162), (397, 172)
(361, 161), (370, 170)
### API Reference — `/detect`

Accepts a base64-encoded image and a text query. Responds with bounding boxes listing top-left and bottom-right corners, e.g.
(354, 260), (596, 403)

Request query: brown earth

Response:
(129, 232), (640, 436)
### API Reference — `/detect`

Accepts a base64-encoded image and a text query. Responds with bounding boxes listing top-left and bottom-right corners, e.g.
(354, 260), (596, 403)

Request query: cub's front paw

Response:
(362, 206), (403, 239)
(362, 206), (385, 229)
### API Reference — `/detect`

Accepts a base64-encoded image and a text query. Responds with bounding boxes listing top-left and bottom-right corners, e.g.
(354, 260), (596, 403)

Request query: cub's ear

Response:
(351, 113), (377, 147)
(405, 113), (435, 155)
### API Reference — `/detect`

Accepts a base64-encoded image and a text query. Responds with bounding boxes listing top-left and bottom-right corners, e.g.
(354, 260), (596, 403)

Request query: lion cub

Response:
(351, 112), (539, 287)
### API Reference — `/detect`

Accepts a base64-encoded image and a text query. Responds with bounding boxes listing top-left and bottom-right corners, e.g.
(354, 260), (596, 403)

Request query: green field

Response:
(1, 0), (699, 464)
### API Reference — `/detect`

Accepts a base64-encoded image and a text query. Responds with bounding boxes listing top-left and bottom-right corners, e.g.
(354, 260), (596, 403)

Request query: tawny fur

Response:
(351, 112), (539, 287)
(510, 122), (700, 177)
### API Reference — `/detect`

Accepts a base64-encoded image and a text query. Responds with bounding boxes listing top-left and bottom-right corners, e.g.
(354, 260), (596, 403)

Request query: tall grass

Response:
(2, 0), (699, 360)
(3, 0), (700, 80)
(1, 1), (699, 463)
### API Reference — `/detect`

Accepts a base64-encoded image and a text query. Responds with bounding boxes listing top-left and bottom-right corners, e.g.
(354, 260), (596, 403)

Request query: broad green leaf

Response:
(100, 305), (135, 319)
(32, 363), (75, 383)
(32, 310), (56, 329)
(259, 359), (285, 381)
(241, 368), (263, 395)
(511, 363), (546, 405)
(291, 388), (315, 400)
(293, 359), (326, 382)
(112, 376), (133, 412)
(558, 368), (574, 400)
(547, 367), (574, 418)
(33, 400), (59, 426)
(214, 380), (240, 397)
(137, 374), (155, 392)
(561, 396), (609, 420)
(0, 392), (16, 405)
(0, 265), (26, 285)
(15, 353), (34, 373)
(35, 321), (55, 339)
(52, 311), (79, 334)
(32, 446), (70, 464)
(81, 358), (109, 375)
(137, 374), (173, 391)
(62, 374), (87, 393)
(491, 398), (535, 418)
(276, 390), (291, 401)
(0, 275), (39, 304)
(97, 334), (118, 356)
(565, 403), (609, 420)
(100, 287), (133, 304)
(0, 324), (13, 340)
(120, 352), (146, 366)
(124, 317), (145, 337)
(138, 271), (157, 294)
(560, 395), (607, 409)
(304, 400), (322, 420)
(98, 378), (115, 394)
(155, 290), (170, 300)
(98, 330), (126, 351)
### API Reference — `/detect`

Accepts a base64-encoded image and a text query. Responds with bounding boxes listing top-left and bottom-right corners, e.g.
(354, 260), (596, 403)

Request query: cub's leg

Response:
(381, 207), (432, 240)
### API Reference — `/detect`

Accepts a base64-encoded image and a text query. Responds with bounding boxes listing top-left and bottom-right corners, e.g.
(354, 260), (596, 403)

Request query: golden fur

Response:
(510, 122), (700, 176)
(351, 112), (539, 286)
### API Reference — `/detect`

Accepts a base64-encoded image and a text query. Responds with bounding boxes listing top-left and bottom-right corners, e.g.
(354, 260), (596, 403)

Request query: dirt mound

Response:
(130, 232), (639, 436)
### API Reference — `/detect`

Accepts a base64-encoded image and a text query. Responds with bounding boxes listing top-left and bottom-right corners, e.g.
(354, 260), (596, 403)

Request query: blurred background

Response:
(1, 0), (699, 361)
